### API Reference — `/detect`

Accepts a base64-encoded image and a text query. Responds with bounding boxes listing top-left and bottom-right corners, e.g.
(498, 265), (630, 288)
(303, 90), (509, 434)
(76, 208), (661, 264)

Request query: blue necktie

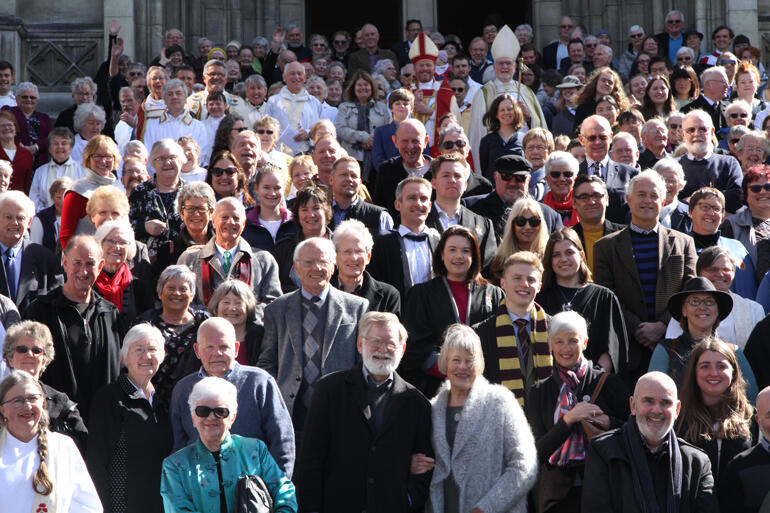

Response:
(5, 248), (16, 300)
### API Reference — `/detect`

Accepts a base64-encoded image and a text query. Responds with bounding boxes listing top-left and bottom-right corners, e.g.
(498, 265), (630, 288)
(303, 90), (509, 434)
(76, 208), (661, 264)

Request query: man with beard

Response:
(677, 110), (743, 213)
(297, 311), (432, 513)
(582, 371), (718, 513)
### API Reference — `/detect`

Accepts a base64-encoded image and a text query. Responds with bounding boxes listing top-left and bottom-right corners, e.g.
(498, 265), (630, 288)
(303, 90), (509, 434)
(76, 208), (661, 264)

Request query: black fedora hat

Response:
(667, 277), (733, 322)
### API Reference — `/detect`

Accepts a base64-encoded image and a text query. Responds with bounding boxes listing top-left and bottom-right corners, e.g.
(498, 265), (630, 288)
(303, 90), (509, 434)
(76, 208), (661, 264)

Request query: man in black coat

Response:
(0, 191), (64, 313)
(680, 66), (730, 133)
(653, 10), (686, 64)
(24, 235), (126, 423)
(297, 312), (433, 513)
(578, 115), (639, 223)
(571, 174), (625, 271)
(332, 218), (401, 317)
(637, 118), (670, 170)
(465, 154), (563, 242)
(392, 19), (422, 68)
(541, 16), (575, 70)
(582, 372), (718, 513)
(329, 157), (393, 237)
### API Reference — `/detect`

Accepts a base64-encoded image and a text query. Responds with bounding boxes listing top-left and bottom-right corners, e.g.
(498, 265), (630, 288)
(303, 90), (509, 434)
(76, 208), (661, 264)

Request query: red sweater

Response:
(59, 191), (89, 250)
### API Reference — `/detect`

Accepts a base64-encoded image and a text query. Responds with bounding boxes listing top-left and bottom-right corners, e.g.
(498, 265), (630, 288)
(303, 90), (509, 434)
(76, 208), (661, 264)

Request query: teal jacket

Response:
(161, 433), (297, 513)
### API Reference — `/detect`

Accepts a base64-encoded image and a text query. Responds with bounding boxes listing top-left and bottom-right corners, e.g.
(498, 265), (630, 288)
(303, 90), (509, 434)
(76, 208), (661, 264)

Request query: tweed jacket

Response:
(257, 287), (369, 415)
(428, 376), (538, 513)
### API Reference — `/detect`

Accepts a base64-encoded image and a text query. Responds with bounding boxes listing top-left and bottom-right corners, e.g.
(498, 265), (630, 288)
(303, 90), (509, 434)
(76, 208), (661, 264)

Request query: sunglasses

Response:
(194, 406), (230, 418)
(668, 123), (681, 129)
(749, 183), (770, 194)
(442, 140), (466, 150)
(666, 19), (683, 24)
(719, 60), (737, 66)
(560, 24), (575, 29)
(256, 129), (274, 135)
(231, 126), (247, 132)
(498, 173), (528, 183)
(13, 345), (45, 355)
(211, 167), (237, 176)
(729, 112), (749, 119)
(451, 87), (466, 93)
(549, 171), (574, 178)
(685, 126), (709, 134)
(514, 216), (541, 227)
(584, 134), (610, 142)
(630, 33), (644, 39)
(19, 95), (38, 100)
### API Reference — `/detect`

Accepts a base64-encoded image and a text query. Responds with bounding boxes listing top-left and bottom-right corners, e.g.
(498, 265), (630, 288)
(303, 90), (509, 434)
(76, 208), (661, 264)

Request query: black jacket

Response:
(744, 315), (770, 390)
(44, 382), (88, 453)
(25, 287), (126, 423)
(86, 374), (173, 513)
(329, 198), (390, 238)
(2, 240), (64, 313)
(297, 366), (433, 513)
(368, 229), (440, 300)
(681, 95), (727, 133)
(638, 148), (668, 170)
(526, 364), (630, 513)
(333, 270), (401, 317)
(582, 425), (719, 513)
(373, 156), (419, 215)
(719, 442), (770, 513)
(578, 159), (639, 224)
(425, 204), (497, 269)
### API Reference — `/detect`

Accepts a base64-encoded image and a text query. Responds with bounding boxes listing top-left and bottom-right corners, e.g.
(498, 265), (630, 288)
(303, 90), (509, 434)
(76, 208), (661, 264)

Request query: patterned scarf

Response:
(495, 299), (552, 406)
(549, 357), (590, 467)
(200, 252), (252, 305)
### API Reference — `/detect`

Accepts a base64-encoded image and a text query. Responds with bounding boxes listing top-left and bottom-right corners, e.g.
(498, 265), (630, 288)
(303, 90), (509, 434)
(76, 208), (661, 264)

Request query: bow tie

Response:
(403, 233), (428, 242)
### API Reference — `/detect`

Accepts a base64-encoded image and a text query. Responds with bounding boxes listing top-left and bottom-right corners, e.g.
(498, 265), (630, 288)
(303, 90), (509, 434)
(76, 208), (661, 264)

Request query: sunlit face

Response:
(648, 78), (669, 105)
(550, 330), (587, 369)
(210, 158), (239, 197)
(49, 135), (73, 163)
(657, 167), (684, 205)
(630, 75), (648, 101)
(101, 227), (131, 271)
(691, 196), (724, 237)
(246, 82), (267, 106)
(573, 182), (608, 224)
(739, 137), (767, 169)
(331, 161), (361, 200)
(0, 199), (30, 249)
(123, 337), (163, 383)
(291, 163), (316, 191)
(500, 262), (542, 310)
(204, 65), (226, 92)
(681, 292), (719, 334)
(745, 176), (770, 215)
(696, 350), (733, 403)
(446, 348), (478, 392)
(432, 161), (467, 201)
(80, 115), (104, 141)
(147, 69), (167, 98)
(87, 143), (116, 176)
(595, 100), (618, 126)
(0, 382), (44, 440)
(62, 241), (104, 295)
(683, 115), (714, 156)
(8, 335), (48, 379)
(391, 99), (412, 122)
(493, 58), (515, 82)
(160, 275), (193, 312)
(595, 72), (615, 96)
(630, 378), (680, 448)
(257, 173), (284, 211)
(667, 116), (684, 145)
(513, 208), (541, 248)
(206, 98), (226, 118)
(212, 201), (245, 246)
(307, 80), (325, 102)
(713, 29), (732, 52)
(727, 106), (751, 128)
(524, 138), (548, 170)
(293, 242), (334, 294)
(336, 233), (370, 282)
(218, 291), (248, 328)
(122, 160), (149, 193)
(394, 123), (427, 167)
(191, 397), (236, 449)
(394, 182), (431, 229)
(571, 66), (586, 84)
(358, 323), (405, 378)
(283, 63), (306, 93)
(699, 256), (734, 293)
(298, 198), (326, 235)
(441, 235), (472, 280)
(545, 165), (575, 199)
(550, 240), (582, 283)
(610, 136), (638, 166)
(579, 119), (612, 162)
(627, 177), (664, 227)
(152, 148), (183, 184)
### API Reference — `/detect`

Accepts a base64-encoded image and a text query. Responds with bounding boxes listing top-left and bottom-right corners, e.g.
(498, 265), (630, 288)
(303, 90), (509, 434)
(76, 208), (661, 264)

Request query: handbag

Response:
(235, 474), (273, 513)
(580, 371), (609, 441)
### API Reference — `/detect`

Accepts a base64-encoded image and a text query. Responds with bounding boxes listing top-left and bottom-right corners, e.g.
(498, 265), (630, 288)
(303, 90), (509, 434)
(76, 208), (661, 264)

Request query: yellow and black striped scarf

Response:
(495, 299), (552, 406)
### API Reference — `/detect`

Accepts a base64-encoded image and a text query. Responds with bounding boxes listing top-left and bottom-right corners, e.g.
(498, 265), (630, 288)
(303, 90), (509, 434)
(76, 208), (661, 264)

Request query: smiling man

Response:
(347, 23), (398, 76)
(329, 157), (393, 236)
(258, 237), (368, 433)
(185, 59), (250, 120)
(177, 197), (281, 307)
(297, 311), (432, 513)
(0, 61), (15, 108)
(264, 61), (323, 153)
(169, 317), (295, 475)
(583, 371), (718, 513)
(594, 170), (697, 383)
(24, 234), (125, 423)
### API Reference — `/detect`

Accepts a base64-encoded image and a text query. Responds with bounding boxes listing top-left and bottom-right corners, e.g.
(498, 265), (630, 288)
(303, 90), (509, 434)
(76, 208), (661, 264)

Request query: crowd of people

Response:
(1, 9), (770, 513)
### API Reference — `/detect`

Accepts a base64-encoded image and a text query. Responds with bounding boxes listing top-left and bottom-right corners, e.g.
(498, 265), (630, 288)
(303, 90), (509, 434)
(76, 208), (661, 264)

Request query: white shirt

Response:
(144, 110), (210, 174)
(434, 202), (460, 229)
(180, 167), (208, 183)
(29, 215), (60, 246)
(203, 115), (224, 161)
(0, 431), (38, 513)
(586, 155), (611, 181)
(397, 224), (433, 287)
(114, 119), (135, 154)
(70, 134), (88, 165)
(29, 157), (85, 211)
(0, 92), (16, 108)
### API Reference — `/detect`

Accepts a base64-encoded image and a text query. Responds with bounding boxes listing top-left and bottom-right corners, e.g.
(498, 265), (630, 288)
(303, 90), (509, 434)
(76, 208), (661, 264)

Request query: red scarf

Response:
(95, 263), (133, 311)
(543, 191), (579, 227)
(201, 253), (252, 305)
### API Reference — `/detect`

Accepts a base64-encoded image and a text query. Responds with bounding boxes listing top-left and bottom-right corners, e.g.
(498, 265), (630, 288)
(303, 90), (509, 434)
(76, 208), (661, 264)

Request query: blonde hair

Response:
(497, 197), (548, 259)
(85, 185), (130, 219)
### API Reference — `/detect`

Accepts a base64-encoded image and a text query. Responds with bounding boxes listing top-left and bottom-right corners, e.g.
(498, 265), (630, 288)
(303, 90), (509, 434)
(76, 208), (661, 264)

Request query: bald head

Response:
(198, 316), (236, 344)
(579, 115), (613, 162)
(757, 386), (770, 440)
(394, 119), (428, 167)
(396, 118), (426, 140)
(631, 372), (680, 450)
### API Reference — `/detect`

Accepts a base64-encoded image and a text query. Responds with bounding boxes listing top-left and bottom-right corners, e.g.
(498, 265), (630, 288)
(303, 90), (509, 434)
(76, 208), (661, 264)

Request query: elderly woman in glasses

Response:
(0, 371), (101, 513)
(653, 158), (692, 233)
(542, 151), (579, 227)
(2, 321), (87, 450)
(161, 376), (297, 513)
(87, 324), (173, 513)
(1, 82), (52, 168)
(129, 138), (185, 259)
(735, 131), (769, 175)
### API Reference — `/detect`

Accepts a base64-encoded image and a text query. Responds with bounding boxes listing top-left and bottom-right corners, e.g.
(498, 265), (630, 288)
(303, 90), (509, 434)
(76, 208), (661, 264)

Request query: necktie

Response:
(592, 161), (601, 180)
(4, 248), (16, 300)
(223, 250), (232, 276)
(302, 296), (323, 410)
(403, 232), (428, 242)
(514, 318), (531, 364)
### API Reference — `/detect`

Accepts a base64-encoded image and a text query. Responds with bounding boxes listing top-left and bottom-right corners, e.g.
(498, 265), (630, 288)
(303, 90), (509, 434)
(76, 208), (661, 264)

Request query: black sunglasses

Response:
(729, 112), (749, 119)
(499, 173), (528, 183)
(442, 140), (466, 150)
(514, 216), (541, 227)
(14, 345), (45, 355)
(549, 171), (574, 178)
(195, 406), (230, 418)
(212, 167), (237, 177)
(256, 129), (274, 135)
(748, 183), (770, 194)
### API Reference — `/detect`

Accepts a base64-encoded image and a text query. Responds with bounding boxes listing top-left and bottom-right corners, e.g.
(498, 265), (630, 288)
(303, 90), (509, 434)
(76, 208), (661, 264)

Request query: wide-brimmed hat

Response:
(667, 277), (733, 322)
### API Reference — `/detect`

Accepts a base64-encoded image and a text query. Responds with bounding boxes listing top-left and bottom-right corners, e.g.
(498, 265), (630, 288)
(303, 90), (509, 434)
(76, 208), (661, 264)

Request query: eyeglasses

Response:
(666, 19), (683, 24)
(729, 112), (749, 119)
(677, 56), (693, 62)
(583, 134), (611, 142)
(629, 33), (645, 39)
(183, 206), (211, 215)
(696, 203), (722, 213)
(668, 123), (681, 129)
(719, 60), (737, 66)
(685, 297), (716, 307)
(256, 129), (274, 135)
(362, 336), (399, 352)
(92, 154), (115, 161)
(684, 126), (709, 134)
(13, 345), (45, 356)
(442, 140), (466, 150)
(498, 173), (528, 183)
(514, 216), (541, 227)
(74, 91), (93, 98)
(333, 40), (347, 46)
(585, 43), (598, 49)
(194, 405), (230, 418)
(451, 87), (466, 93)
(212, 167), (237, 176)
(153, 156), (177, 164)
(748, 183), (770, 194)
(231, 126), (247, 132)
(483, 28), (498, 35)
(1, 394), (42, 409)
(574, 192), (605, 201)
(560, 24), (575, 29)
(549, 171), (574, 178)
(105, 238), (130, 248)
(19, 95), (37, 100)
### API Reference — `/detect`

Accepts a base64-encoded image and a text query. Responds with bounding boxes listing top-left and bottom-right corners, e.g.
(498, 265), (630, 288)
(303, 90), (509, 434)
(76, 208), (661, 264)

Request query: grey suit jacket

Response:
(177, 237), (281, 308)
(258, 287), (369, 415)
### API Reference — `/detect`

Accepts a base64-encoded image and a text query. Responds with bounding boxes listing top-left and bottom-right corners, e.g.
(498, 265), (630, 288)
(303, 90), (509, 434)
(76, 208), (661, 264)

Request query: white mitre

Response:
(491, 24), (521, 62)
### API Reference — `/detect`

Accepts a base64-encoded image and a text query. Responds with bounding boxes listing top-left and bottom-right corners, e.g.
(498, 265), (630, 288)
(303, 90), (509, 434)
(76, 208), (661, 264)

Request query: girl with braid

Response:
(0, 370), (101, 512)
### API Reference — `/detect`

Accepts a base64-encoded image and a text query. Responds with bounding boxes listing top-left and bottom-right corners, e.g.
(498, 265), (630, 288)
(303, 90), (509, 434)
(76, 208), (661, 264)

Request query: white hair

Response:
(215, 196), (246, 220)
(162, 78), (188, 97)
(683, 109), (714, 130)
(676, 47), (695, 59)
(120, 323), (165, 361)
(187, 376), (239, 416)
(653, 158), (687, 186)
(333, 219), (374, 253)
(700, 66), (729, 86)
(149, 138), (186, 166)
(548, 311), (588, 340)
(627, 169), (667, 198)
(15, 82), (38, 97)
(157, 264), (197, 297)
(93, 219), (137, 260)
(437, 324), (485, 375)
(665, 10), (685, 24)
(293, 236), (336, 263)
(0, 190), (35, 220)
(73, 103), (106, 132)
(628, 25), (645, 37)
(544, 151), (579, 174)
